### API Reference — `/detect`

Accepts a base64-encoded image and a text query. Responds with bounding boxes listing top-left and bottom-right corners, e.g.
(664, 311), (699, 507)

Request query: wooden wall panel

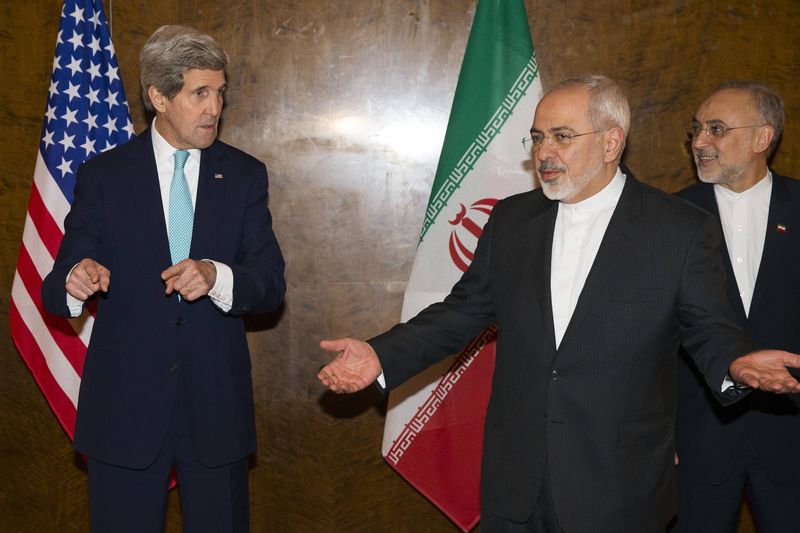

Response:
(2, 1), (797, 531)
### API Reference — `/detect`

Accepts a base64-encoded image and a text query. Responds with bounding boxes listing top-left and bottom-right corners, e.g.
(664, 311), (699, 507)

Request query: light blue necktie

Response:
(168, 149), (193, 265)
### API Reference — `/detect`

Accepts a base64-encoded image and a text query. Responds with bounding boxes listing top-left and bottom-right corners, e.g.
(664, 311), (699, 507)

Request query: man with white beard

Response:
(317, 75), (800, 533)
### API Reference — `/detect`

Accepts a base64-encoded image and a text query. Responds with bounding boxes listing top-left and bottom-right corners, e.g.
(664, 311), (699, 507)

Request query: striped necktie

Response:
(168, 149), (193, 264)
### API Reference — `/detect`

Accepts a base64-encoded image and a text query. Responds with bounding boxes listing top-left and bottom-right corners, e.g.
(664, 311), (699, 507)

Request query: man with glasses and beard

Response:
(317, 75), (800, 532)
(675, 82), (800, 533)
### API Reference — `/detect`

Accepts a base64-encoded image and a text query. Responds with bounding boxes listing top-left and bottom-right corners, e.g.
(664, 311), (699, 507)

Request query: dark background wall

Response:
(2, 1), (798, 531)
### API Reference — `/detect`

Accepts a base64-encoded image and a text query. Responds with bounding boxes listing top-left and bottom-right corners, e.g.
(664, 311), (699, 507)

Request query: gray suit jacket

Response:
(370, 172), (756, 532)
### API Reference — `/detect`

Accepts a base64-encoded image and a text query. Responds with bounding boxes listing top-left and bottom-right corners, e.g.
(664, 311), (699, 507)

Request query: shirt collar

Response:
(150, 118), (201, 166)
(560, 167), (626, 215)
(714, 170), (772, 201)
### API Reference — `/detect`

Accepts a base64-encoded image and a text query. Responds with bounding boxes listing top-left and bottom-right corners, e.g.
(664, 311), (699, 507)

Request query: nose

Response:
(692, 129), (710, 150)
(536, 138), (558, 160)
(207, 92), (223, 117)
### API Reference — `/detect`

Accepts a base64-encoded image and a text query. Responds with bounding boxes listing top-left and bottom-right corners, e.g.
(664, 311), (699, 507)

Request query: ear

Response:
(603, 127), (625, 163)
(148, 86), (168, 114)
(753, 124), (774, 155)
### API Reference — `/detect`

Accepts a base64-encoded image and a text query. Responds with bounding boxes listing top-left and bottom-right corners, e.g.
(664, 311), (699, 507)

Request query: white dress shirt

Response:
(66, 120), (233, 315)
(713, 171), (771, 317)
(377, 169), (626, 386)
(551, 168), (626, 348)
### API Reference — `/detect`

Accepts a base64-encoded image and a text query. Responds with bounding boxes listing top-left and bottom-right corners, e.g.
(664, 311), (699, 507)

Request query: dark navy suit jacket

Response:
(370, 173), (756, 532)
(42, 129), (285, 469)
(677, 172), (800, 485)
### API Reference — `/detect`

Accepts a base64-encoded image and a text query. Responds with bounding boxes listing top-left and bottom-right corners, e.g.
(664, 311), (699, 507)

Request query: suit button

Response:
(169, 363), (179, 372)
(551, 370), (559, 380)
(176, 318), (184, 325)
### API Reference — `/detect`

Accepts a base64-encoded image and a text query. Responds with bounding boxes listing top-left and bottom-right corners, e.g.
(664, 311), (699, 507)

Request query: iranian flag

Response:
(381, 0), (543, 530)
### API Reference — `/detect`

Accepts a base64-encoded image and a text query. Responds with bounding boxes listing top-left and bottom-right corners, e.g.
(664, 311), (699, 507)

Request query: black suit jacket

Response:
(676, 172), (800, 485)
(370, 172), (756, 532)
(41, 129), (285, 469)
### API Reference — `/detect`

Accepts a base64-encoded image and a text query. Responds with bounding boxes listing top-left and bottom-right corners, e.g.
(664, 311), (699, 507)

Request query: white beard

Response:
(695, 152), (747, 186)
(540, 150), (604, 202)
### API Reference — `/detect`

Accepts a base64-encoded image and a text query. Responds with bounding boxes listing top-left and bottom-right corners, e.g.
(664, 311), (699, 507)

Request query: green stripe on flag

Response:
(420, 0), (537, 242)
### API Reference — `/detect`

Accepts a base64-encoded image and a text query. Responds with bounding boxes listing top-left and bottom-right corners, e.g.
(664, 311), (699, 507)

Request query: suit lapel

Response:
(527, 201), (558, 351)
(127, 130), (172, 268)
(557, 175), (642, 351)
(749, 173), (794, 319)
(190, 142), (226, 259)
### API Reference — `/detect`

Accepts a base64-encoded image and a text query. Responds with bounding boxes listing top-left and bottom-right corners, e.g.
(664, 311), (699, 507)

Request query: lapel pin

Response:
(214, 173), (223, 180)
(777, 223), (787, 233)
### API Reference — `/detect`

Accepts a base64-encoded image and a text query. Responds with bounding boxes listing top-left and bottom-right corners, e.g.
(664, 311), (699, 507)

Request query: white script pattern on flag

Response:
(385, 326), (497, 465)
(420, 56), (539, 242)
(10, 0), (133, 437)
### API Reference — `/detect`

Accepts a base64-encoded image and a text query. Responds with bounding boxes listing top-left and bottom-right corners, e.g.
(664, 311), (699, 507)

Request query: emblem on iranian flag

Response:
(449, 198), (498, 272)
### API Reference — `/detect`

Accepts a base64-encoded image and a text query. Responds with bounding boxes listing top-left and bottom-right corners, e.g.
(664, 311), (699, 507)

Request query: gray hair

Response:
(139, 25), (229, 112)
(547, 75), (630, 155)
(716, 80), (784, 158)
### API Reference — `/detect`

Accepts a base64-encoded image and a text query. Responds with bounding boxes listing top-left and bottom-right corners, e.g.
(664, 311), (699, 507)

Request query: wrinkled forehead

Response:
(695, 88), (758, 125)
(182, 68), (227, 89)
(531, 87), (591, 132)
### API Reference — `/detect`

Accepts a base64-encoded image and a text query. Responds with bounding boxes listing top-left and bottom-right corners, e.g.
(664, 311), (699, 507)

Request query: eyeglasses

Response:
(688, 123), (766, 139)
(521, 130), (603, 152)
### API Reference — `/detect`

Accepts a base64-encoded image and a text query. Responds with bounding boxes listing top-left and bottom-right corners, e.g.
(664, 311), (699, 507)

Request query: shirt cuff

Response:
(721, 375), (734, 391)
(376, 372), (386, 389)
(721, 374), (748, 392)
(65, 263), (85, 317)
(205, 260), (233, 312)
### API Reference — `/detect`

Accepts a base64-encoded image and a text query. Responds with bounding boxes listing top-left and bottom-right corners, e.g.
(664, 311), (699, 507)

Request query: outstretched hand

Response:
(317, 338), (383, 394)
(729, 349), (800, 393)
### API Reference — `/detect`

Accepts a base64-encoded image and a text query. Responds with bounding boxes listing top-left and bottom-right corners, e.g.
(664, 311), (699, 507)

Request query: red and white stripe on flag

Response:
(381, 0), (542, 530)
(10, 0), (133, 439)
(384, 328), (496, 531)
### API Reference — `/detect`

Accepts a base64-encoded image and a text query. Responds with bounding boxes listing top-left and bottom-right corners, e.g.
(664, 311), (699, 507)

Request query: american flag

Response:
(10, 0), (133, 439)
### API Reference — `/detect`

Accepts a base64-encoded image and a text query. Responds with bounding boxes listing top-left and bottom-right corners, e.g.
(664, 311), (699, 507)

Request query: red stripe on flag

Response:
(27, 182), (65, 259)
(9, 300), (77, 439)
(16, 246), (87, 377)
